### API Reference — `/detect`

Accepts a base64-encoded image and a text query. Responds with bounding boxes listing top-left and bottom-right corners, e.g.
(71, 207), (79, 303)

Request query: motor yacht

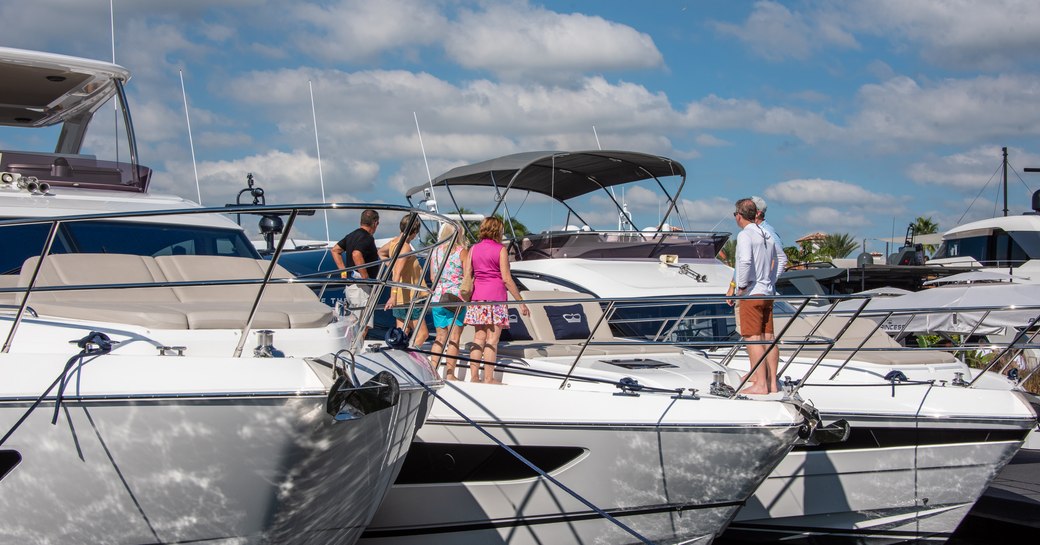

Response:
(406, 150), (1038, 543)
(361, 290), (814, 545)
(928, 194), (1040, 283)
(0, 47), (441, 544)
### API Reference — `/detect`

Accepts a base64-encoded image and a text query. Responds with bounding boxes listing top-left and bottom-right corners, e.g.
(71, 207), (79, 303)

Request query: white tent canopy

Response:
(829, 283), (1040, 335)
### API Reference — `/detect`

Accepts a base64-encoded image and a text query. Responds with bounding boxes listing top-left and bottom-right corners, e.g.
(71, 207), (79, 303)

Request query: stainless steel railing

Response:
(0, 202), (462, 357)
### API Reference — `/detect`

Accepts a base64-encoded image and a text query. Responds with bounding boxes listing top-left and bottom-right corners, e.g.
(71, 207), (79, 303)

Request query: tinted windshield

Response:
(933, 230), (1038, 266)
(0, 220), (259, 274)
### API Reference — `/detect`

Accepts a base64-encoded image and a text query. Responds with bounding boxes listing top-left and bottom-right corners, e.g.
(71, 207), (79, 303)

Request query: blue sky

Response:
(2, 0), (1040, 253)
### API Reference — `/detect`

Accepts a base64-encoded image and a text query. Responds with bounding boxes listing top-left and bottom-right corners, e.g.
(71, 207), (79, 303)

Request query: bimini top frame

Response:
(405, 150), (688, 235)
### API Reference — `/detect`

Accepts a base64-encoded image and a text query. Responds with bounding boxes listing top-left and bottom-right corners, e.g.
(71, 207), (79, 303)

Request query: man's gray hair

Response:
(751, 196), (767, 216)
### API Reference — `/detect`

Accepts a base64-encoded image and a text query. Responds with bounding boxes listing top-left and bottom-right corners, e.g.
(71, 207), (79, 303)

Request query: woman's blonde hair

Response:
(438, 223), (467, 248)
(478, 216), (504, 241)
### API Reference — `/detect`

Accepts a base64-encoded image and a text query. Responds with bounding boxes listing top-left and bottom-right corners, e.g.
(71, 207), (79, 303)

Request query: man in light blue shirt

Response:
(731, 197), (784, 394)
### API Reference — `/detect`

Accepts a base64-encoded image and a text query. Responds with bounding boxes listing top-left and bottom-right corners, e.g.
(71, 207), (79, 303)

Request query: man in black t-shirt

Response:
(332, 209), (380, 336)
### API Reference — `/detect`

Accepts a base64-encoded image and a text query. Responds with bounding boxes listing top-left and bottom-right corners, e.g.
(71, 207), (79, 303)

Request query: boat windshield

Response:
(510, 229), (728, 261)
(0, 70), (150, 192)
(932, 229), (1040, 266)
(0, 220), (260, 275)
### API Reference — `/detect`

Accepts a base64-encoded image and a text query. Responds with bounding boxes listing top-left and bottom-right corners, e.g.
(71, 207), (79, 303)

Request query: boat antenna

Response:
(414, 112), (437, 211)
(309, 80), (330, 242)
(179, 70), (202, 204)
(1002, 146), (1009, 217)
(110, 0), (119, 165)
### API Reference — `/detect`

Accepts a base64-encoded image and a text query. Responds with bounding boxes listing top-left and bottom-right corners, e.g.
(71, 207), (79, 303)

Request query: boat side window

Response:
(988, 230), (1030, 267)
(945, 235), (987, 261)
(931, 241), (949, 259)
(0, 222), (70, 274)
(61, 221), (260, 259)
(1007, 231), (1040, 261)
(610, 302), (735, 342)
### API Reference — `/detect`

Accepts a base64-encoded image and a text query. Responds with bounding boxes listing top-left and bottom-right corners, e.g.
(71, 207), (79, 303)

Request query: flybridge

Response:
(0, 47), (146, 193)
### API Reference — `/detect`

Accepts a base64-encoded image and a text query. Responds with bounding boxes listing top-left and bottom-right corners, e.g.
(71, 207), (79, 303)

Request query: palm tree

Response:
(500, 214), (530, 240)
(784, 245), (810, 266)
(718, 239), (736, 267)
(422, 209), (530, 246)
(818, 233), (859, 260)
(912, 216), (940, 253)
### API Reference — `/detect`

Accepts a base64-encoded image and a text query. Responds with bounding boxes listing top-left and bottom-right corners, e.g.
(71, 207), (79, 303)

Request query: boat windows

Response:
(0, 450), (21, 482)
(395, 443), (586, 484)
(0, 220), (259, 273)
(610, 302), (736, 342)
(937, 230), (1035, 266)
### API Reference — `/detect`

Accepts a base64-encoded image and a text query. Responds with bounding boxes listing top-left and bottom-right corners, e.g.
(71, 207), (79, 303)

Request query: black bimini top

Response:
(405, 150), (685, 202)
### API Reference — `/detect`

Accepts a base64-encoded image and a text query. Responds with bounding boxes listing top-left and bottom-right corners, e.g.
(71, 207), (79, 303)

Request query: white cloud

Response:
(714, 0), (1040, 71)
(765, 179), (896, 205)
(682, 95), (841, 143)
(293, 0), (447, 61)
(712, 1), (859, 61)
(678, 197), (736, 230)
(801, 206), (869, 229)
(150, 149), (378, 207)
(227, 68), (681, 160)
(444, 2), (664, 81)
(907, 145), (1040, 191)
(695, 134), (730, 147)
(849, 75), (1040, 146)
(842, 0), (1040, 70)
(269, 0), (666, 81)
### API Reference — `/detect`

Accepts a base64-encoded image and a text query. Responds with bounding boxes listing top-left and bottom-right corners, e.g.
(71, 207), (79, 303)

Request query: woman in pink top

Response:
(462, 216), (529, 383)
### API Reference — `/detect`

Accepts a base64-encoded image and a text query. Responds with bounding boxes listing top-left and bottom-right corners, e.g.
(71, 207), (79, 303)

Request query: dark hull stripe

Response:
(724, 521), (952, 542)
(361, 499), (744, 539)
(794, 426), (1030, 452)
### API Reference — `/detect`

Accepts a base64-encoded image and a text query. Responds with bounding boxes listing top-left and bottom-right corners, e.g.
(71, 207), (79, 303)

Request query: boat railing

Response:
(599, 292), (1040, 395)
(803, 299), (1040, 387)
(0, 203), (462, 357)
(398, 292), (842, 396)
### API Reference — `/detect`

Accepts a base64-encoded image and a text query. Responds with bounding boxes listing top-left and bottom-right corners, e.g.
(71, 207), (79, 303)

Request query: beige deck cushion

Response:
(15, 254), (332, 330)
(20, 254), (178, 302)
(154, 255), (333, 329)
(0, 274), (21, 306)
(18, 254), (189, 327)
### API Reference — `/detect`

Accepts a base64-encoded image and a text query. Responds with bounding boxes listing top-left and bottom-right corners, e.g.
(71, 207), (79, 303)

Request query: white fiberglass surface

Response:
(512, 258), (732, 297)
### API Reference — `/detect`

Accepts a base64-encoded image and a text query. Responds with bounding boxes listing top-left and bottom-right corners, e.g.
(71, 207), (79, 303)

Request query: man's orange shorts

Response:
(739, 299), (774, 337)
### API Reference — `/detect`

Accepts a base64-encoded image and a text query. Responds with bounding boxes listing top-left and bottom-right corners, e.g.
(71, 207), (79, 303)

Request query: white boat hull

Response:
(727, 416), (1026, 543)
(362, 380), (803, 545)
(0, 351), (437, 545)
(715, 372), (1036, 543)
